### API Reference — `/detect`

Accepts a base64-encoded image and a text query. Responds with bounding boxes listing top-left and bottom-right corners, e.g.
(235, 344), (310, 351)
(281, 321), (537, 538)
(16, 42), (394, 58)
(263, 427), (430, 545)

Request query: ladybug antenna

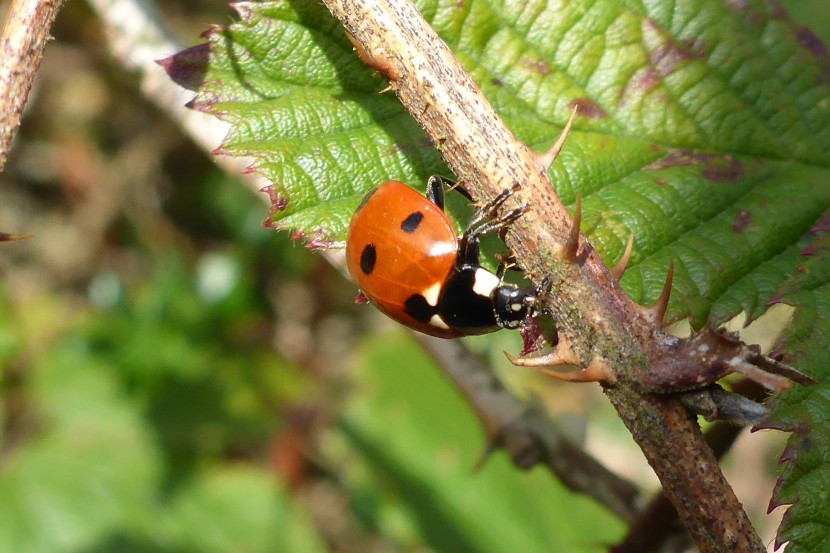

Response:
(610, 233), (635, 281)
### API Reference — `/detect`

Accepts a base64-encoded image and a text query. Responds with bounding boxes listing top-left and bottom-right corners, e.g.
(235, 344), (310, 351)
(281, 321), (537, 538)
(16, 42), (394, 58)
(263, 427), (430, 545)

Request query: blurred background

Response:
(1, 0), (827, 551)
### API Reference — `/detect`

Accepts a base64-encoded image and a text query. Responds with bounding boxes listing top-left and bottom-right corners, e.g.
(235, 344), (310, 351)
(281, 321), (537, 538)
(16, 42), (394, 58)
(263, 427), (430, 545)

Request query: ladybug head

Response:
(493, 284), (538, 329)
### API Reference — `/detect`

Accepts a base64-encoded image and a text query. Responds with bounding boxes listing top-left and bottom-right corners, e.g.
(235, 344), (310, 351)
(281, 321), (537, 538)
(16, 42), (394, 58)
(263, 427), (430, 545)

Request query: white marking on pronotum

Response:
(472, 268), (500, 297)
(511, 303), (522, 312)
(422, 282), (442, 306)
(429, 315), (451, 330)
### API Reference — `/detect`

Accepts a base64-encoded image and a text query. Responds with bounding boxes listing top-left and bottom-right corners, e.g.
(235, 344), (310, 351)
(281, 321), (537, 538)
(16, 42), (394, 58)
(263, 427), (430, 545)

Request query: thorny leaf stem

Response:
(321, 0), (766, 550)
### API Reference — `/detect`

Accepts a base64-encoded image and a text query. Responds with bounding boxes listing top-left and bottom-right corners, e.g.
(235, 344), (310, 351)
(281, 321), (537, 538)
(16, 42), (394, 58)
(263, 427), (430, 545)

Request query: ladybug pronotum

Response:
(345, 177), (541, 338)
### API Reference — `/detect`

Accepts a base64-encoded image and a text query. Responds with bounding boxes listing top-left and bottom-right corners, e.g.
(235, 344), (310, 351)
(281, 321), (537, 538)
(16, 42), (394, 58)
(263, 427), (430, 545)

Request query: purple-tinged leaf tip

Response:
(261, 186), (290, 229)
(230, 2), (254, 22)
(305, 229), (338, 250)
(200, 24), (224, 40)
(159, 43), (210, 92)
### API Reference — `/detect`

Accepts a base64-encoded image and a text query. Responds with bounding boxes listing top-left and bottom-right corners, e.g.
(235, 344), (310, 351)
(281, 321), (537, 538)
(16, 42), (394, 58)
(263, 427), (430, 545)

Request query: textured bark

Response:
(0, 0), (64, 170)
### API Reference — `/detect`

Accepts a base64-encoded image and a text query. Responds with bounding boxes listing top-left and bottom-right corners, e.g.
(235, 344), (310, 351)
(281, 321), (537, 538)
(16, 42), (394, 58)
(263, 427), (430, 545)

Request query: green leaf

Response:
(333, 332), (623, 552)
(167, 1), (444, 242)
(0, 343), (160, 553)
(161, 467), (326, 553)
(761, 267), (830, 552)
(172, 1), (830, 550)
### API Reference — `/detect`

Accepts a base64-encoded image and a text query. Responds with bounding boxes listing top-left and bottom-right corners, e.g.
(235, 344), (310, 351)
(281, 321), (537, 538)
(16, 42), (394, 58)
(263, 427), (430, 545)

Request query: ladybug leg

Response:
(463, 182), (526, 237)
(426, 175), (474, 206)
(495, 252), (520, 277)
(458, 204), (529, 266)
(425, 176), (447, 210)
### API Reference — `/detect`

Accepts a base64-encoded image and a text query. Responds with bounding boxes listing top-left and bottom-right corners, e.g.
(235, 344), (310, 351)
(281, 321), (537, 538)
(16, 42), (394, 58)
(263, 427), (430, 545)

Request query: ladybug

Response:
(345, 177), (542, 338)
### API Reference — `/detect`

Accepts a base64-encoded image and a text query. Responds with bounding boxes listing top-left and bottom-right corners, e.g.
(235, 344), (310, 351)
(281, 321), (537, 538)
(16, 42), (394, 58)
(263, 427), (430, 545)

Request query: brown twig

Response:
(613, 380), (768, 553)
(0, 0), (64, 171)
(321, 0), (765, 550)
(413, 334), (640, 522)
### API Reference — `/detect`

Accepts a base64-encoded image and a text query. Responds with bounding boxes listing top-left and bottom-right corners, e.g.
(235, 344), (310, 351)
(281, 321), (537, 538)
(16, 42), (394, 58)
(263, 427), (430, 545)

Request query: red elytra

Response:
(346, 180), (461, 337)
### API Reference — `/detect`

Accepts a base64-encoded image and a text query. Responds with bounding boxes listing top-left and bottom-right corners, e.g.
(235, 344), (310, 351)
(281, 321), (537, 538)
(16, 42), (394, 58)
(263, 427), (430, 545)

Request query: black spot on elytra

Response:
(404, 294), (435, 323)
(400, 211), (424, 233)
(360, 244), (376, 275)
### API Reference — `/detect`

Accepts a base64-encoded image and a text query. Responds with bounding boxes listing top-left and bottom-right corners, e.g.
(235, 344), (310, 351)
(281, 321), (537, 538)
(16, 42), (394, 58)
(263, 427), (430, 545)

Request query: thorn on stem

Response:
(641, 259), (674, 325)
(506, 334), (579, 366)
(0, 232), (32, 242)
(611, 234), (635, 281)
(536, 105), (578, 174)
(538, 360), (614, 383)
(747, 353), (816, 388)
(472, 442), (497, 473)
(727, 359), (792, 392)
(562, 194), (582, 262)
(346, 31), (400, 81)
(504, 336), (614, 383)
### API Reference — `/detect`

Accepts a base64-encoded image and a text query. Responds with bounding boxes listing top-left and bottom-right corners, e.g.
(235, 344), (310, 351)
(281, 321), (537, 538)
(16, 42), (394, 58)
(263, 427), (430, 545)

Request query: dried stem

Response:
(413, 334), (640, 522)
(0, 0), (64, 171)
(321, 0), (765, 550)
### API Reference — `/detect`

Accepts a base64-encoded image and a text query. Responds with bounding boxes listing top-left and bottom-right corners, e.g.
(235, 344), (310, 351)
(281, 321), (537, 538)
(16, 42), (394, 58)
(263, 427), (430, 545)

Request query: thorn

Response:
(536, 105), (578, 174)
(0, 232), (33, 242)
(506, 335), (580, 367)
(610, 234), (635, 281)
(747, 353), (816, 388)
(347, 31), (400, 81)
(641, 259), (674, 325)
(561, 194), (582, 262)
(379, 84), (394, 94)
(727, 359), (792, 392)
(540, 359), (614, 383)
(505, 336), (614, 383)
(472, 441), (497, 473)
